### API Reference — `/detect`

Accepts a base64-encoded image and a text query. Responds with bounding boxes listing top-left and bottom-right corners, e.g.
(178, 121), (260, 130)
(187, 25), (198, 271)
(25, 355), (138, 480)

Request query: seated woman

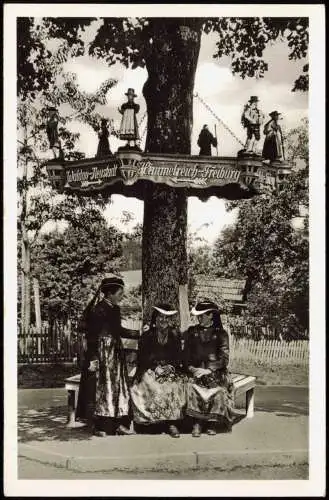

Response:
(184, 300), (234, 437)
(130, 304), (187, 438)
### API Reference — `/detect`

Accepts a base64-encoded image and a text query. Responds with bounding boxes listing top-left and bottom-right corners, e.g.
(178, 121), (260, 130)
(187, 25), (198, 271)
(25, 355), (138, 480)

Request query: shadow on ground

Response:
(18, 386), (308, 443)
(255, 401), (308, 417)
(18, 406), (93, 443)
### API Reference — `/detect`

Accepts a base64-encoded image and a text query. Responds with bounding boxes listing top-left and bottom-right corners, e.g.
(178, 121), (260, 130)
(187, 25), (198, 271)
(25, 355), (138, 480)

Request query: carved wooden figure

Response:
(118, 88), (141, 151)
(241, 96), (265, 155)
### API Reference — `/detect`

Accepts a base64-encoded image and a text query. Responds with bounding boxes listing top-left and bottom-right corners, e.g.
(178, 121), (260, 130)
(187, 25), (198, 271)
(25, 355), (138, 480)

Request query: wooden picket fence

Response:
(18, 321), (309, 366)
(18, 324), (78, 364)
(229, 337), (309, 365)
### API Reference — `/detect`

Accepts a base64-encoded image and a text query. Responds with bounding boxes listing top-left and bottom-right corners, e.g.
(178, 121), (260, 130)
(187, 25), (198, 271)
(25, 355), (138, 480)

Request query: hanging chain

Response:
(194, 93), (245, 147)
(138, 111), (147, 128)
(113, 99), (244, 148)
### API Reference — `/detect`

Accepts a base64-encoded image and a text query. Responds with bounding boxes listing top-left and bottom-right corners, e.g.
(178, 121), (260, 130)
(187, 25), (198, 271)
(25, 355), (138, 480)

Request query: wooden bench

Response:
(65, 335), (256, 427)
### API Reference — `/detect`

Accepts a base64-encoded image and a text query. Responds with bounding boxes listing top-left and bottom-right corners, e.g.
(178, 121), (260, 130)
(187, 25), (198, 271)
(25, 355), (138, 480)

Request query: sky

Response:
(57, 20), (308, 244)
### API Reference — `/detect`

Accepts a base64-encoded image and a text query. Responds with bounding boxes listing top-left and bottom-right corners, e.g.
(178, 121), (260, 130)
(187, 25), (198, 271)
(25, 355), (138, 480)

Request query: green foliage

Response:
(205, 17), (308, 91)
(31, 213), (124, 323)
(19, 17), (309, 97)
(213, 120), (309, 337)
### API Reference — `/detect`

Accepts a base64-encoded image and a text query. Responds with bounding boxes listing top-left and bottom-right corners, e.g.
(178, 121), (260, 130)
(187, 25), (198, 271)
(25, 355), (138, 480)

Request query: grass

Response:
(18, 359), (308, 389)
(18, 363), (79, 389)
(230, 359), (308, 386)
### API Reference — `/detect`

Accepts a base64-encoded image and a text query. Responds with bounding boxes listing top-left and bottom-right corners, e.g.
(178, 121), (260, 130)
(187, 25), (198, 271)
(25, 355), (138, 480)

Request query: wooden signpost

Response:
(45, 97), (291, 331)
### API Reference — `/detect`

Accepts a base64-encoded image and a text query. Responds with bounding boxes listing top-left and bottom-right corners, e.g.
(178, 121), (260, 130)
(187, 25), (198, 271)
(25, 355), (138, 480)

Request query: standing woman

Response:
(130, 304), (187, 438)
(76, 275), (134, 436)
(184, 301), (234, 437)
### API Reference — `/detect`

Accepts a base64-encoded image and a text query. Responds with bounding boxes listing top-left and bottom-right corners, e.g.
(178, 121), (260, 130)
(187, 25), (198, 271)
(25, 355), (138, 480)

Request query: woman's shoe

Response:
(168, 424), (180, 438)
(192, 423), (202, 437)
(116, 425), (135, 435)
(206, 425), (217, 436)
(94, 430), (107, 437)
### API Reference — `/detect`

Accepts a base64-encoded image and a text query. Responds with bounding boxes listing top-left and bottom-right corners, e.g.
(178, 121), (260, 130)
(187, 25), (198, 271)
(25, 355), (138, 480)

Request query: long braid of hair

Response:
(78, 284), (102, 335)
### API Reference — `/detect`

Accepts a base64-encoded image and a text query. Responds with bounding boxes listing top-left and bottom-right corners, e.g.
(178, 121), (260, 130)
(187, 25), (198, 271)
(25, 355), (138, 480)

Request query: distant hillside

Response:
(121, 269), (142, 289)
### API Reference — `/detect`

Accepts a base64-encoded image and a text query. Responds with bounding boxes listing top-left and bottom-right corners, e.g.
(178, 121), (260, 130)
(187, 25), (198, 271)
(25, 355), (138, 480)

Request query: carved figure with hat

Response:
(46, 106), (64, 160)
(262, 110), (285, 163)
(118, 88), (141, 151)
(241, 96), (265, 155)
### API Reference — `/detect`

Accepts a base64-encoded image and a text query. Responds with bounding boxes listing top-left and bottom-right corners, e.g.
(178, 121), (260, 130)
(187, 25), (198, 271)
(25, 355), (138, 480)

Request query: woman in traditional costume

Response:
(184, 301), (234, 437)
(130, 304), (187, 438)
(118, 88), (140, 149)
(262, 111), (285, 163)
(76, 275), (134, 436)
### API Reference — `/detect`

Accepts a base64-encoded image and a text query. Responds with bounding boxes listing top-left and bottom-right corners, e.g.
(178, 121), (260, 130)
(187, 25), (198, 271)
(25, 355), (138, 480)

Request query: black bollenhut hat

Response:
(101, 274), (124, 293)
(153, 303), (178, 316)
(191, 300), (219, 316)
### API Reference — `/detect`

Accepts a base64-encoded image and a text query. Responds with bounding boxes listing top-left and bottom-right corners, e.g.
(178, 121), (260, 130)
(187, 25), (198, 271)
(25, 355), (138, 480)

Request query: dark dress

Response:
(197, 129), (217, 156)
(130, 329), (187, 424)
(96, 127), (111, 158)
(76, 299), (131, 429)
(184, 325), (234, 424)
(262, 119), (284, 161)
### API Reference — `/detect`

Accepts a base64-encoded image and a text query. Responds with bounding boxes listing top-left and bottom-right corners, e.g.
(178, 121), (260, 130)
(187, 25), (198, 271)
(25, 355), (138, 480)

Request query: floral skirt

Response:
(95, 336), (130, 418)
(130, 369), (187, 424)
(185, 373), (234, 424)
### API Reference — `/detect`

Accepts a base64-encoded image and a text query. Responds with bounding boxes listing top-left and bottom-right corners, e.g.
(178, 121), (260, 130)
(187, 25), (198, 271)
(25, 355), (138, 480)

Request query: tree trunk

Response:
(23, 234), (31, 334)
(33, 278), (42, 331)
(142, 19), (203, 325)
(21, 149), (31, 335)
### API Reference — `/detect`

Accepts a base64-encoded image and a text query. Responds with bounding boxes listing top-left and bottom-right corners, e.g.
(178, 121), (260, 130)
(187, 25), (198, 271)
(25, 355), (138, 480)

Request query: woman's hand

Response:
(161, 364), (175, 375)
(193, 368), (212, 379)
(88, 359), (99, 372)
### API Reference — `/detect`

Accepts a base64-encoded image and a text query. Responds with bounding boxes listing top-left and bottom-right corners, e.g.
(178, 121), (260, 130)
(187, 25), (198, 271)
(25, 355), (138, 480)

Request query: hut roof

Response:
(192, 275), (247, 307)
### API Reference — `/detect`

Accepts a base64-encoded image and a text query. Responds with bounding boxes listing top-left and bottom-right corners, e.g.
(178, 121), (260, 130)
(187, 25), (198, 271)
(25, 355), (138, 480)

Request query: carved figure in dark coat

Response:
(96, 119), (112, 158)
(46, 107), (63, 160)
(262, 111), (285, 163)
(197, 125), (218, 156)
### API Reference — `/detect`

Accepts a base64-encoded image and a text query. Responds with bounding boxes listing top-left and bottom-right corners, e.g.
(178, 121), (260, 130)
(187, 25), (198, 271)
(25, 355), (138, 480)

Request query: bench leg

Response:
(67, 389), (76, 428)
(245, 388), (255, 418)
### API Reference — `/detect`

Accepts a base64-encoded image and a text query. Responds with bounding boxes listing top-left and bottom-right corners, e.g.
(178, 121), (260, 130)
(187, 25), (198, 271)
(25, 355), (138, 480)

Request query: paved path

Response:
(18, 385), (309, 414)
(19, 457), (308, 480)
(17, 386), (308, 478)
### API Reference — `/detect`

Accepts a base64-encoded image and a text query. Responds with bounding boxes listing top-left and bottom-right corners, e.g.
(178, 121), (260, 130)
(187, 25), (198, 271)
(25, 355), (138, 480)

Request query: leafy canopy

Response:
(18, 16), (308, 100)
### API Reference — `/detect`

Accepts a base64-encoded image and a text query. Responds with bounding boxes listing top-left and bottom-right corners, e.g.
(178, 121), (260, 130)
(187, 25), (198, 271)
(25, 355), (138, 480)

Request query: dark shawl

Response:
(135, 329), (183, 381)
(184, 325), (229, 372)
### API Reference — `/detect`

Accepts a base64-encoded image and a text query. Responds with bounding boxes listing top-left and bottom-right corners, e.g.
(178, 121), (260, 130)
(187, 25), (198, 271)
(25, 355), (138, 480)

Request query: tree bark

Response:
(142, 19), (203, 325)
(21, 150), (31, 335)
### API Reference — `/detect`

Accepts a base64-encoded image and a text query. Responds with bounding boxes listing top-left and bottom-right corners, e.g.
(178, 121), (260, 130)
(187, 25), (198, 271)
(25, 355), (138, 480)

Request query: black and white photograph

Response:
(3, 3), (325, 497)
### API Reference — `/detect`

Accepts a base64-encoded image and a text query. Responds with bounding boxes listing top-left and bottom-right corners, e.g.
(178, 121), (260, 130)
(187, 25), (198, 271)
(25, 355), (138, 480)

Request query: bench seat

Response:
(64, 371), (256, 427)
